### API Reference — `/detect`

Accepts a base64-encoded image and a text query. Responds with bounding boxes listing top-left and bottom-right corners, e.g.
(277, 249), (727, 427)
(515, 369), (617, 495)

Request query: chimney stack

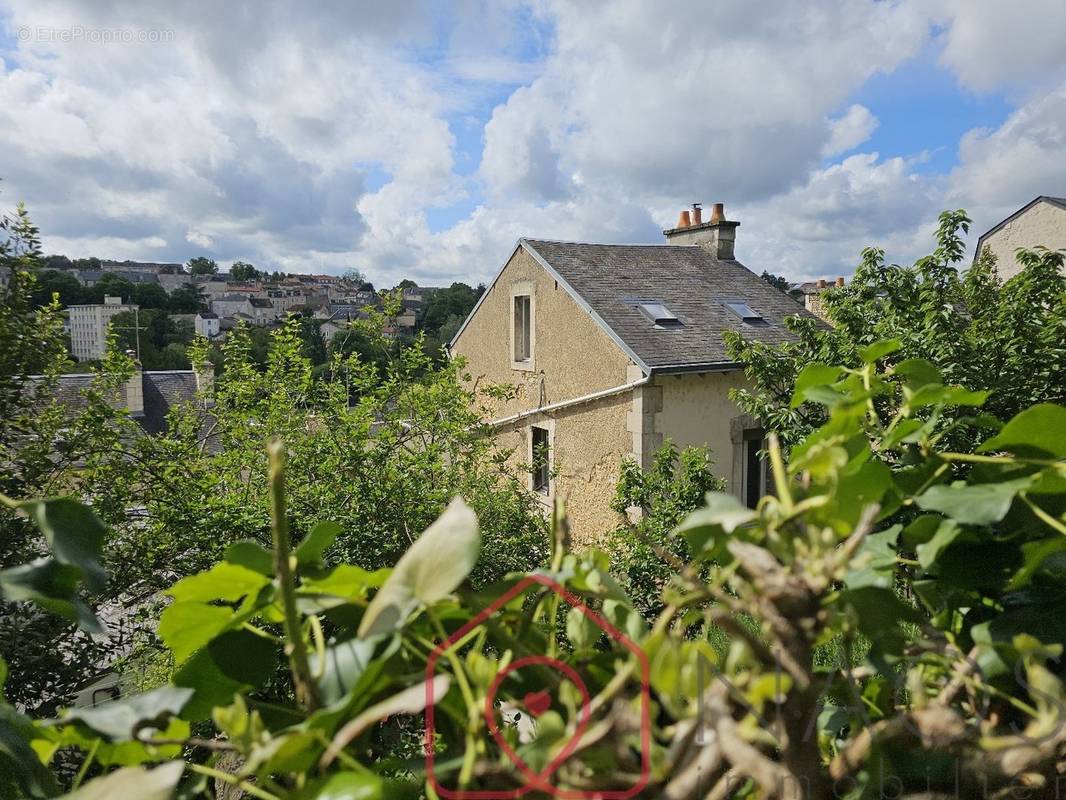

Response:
(835, 277), (845, 287)
(662, 201), (739, 259)
(124, 351), (144, 418)
(817, 278), (827, 288)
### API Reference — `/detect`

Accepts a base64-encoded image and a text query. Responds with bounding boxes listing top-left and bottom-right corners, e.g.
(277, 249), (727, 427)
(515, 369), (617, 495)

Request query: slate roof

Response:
(248, 297), (274, 308)
(140, 372), (200, 435)
(40, 371), (201, 436)
(505, 239), (814, 372)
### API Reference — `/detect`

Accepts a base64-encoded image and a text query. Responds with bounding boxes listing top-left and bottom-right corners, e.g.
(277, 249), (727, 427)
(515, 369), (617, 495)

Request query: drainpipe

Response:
(487, 374), (650, 429)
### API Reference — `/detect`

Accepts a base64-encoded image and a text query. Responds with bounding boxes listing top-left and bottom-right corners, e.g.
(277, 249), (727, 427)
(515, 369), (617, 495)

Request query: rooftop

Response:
(461, 238), (816, 372)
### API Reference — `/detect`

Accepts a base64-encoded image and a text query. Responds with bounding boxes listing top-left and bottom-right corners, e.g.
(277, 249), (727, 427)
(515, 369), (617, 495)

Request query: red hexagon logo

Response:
(424, 574), (651, 799)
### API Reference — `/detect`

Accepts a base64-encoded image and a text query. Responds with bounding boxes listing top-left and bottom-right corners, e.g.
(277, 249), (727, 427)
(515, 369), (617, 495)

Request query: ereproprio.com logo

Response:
(424, 574), (652, 799)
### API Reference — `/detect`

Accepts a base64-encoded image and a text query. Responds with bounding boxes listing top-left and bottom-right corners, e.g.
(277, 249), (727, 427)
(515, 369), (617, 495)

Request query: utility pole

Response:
(112, 304), (146, 362)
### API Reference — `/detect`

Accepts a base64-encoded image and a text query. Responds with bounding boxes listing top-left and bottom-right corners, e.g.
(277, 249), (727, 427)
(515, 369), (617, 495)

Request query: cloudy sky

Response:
(1, 1), (1065, 286)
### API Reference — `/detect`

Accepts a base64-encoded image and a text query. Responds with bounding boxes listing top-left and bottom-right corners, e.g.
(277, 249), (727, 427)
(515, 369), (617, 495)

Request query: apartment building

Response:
(68, 296), (138, 361)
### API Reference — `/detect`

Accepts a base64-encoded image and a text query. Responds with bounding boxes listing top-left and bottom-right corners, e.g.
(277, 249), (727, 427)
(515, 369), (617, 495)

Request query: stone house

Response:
(449, 204), (815, 544)
(974, 196), (1066, 280)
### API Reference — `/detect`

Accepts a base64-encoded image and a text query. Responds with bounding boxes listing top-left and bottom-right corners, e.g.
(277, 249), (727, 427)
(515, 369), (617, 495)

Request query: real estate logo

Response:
(424, 574), (652, 799)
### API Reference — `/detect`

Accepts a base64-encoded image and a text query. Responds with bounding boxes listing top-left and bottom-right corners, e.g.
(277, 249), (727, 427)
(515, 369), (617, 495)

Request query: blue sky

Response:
(0, 1), (1064, 285)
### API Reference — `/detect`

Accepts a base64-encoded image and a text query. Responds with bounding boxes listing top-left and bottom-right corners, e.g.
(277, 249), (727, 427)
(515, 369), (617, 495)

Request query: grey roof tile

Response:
(521, 239), (814, 370)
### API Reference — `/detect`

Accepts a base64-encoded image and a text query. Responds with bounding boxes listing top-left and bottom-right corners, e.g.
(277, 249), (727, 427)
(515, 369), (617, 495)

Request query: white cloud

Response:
(185, 229), (212, 248)
(935, 0), (1066, 93)
(823, 105), (879, 157)
(0, 0), (1064, 290)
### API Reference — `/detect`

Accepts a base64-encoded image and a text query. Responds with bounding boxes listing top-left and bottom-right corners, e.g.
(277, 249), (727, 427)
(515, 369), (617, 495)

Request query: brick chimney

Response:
(662, 202), (739, 259)
(123, 350), (144, 418)
(195, 360), (215, 406)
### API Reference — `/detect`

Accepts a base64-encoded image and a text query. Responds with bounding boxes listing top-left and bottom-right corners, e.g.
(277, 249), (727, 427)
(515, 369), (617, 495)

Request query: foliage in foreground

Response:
(1, 341), (1064, 799)
(0, 201), (547, 717)
(727, 210), (1066, 451)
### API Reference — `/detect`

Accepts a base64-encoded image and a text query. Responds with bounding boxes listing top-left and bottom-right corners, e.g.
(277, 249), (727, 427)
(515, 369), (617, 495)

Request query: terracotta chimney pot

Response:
(836, 277), (845, 287)
(710, 202), (725, 223)
(676, 209), (692, 229)
(691, 204), (703, 225)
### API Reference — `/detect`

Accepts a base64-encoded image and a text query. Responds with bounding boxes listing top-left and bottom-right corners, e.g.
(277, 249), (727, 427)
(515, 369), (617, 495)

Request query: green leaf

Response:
(908, 384), (988, 409)
(892, 358), (941, 390)
(916, 520), (964, 569)
(978, 403), (1066, 459)
(296, 521), (342, 566)
(224, 540), (274, 575)
(62, 761), (183, 800)
(310, 772), (384, 800)
(916, 477), (1035, 525)
(0, 704), (59, 798)
(358, 498), (479, 637)
(158, 602), (239, 664)
(790, 364), (843, 408)
(858, 339), (901, 363)
(62, 686), (193, 741)
(166, 562), (270, 604)
(174, 630), (277, 720)
(17, 498), (107, 592)
(311, 638), (378, 706)
(0, 558), (101, 632)
(565, 606), (601, 651)
(846, 526), (900, 590)
(675, 492), (756, 560)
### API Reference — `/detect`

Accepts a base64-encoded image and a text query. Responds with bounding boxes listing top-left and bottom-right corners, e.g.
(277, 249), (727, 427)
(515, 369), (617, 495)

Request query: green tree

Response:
(186, 256), (218, 276)
(91, 272), (134, 302)
(0, 205), (122, 714)
(727, 209), (1066, 451)
(5, 352), (1066, 799)
(28, 269), (85, 307)
(229, 260), (260, 282)
(130, 282), (169, 309)
(167, 283), (207, 313)
(609, 442), (725, 618)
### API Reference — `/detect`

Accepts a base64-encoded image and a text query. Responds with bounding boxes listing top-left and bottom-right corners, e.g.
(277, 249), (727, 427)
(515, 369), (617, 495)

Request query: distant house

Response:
(795, 277), (845, 321)
(974, 196), (1066, 280)
(244, 297), (277, 326)
(195, 311), (221, 338)
(450, 203), (816, 543)
(46, 363), (211, 437)
(211, 293), (250, 318)
(68, 296), (138, 361)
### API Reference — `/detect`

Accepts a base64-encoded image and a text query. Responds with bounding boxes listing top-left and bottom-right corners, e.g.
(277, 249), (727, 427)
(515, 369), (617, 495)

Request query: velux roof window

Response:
(724, 301), (764, 323)
(637, 301), (683, 328)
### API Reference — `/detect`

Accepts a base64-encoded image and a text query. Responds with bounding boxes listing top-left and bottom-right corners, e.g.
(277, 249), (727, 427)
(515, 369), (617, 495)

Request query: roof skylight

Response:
(725, 301), (763, 322)
(637, 301), (683, 328)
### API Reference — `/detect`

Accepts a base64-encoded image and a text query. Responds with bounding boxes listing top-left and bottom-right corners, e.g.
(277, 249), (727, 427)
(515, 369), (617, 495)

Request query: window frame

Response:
(741, 429), (768, 509)
(510, 281), (535, 371)
(530, 425), (551, 495)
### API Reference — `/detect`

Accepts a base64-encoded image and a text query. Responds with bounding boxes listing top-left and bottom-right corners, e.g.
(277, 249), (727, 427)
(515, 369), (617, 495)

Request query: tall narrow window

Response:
(531, 426), (550, 494)
(513, 295), (531, 362)
(743, 435), (768, 509)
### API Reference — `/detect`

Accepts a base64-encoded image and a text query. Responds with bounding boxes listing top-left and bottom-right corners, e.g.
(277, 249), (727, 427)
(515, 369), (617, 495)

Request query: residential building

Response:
(974, 196), (1066, 280)
(195, 312), (221, 338)
(49, 363), (212, 436)
(796, 277), (845, 321)
(68, 296), (138, 361)
(449, 203), (815, 544)
(211, 293), (252, 318)
(244, 297), (277, 326)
